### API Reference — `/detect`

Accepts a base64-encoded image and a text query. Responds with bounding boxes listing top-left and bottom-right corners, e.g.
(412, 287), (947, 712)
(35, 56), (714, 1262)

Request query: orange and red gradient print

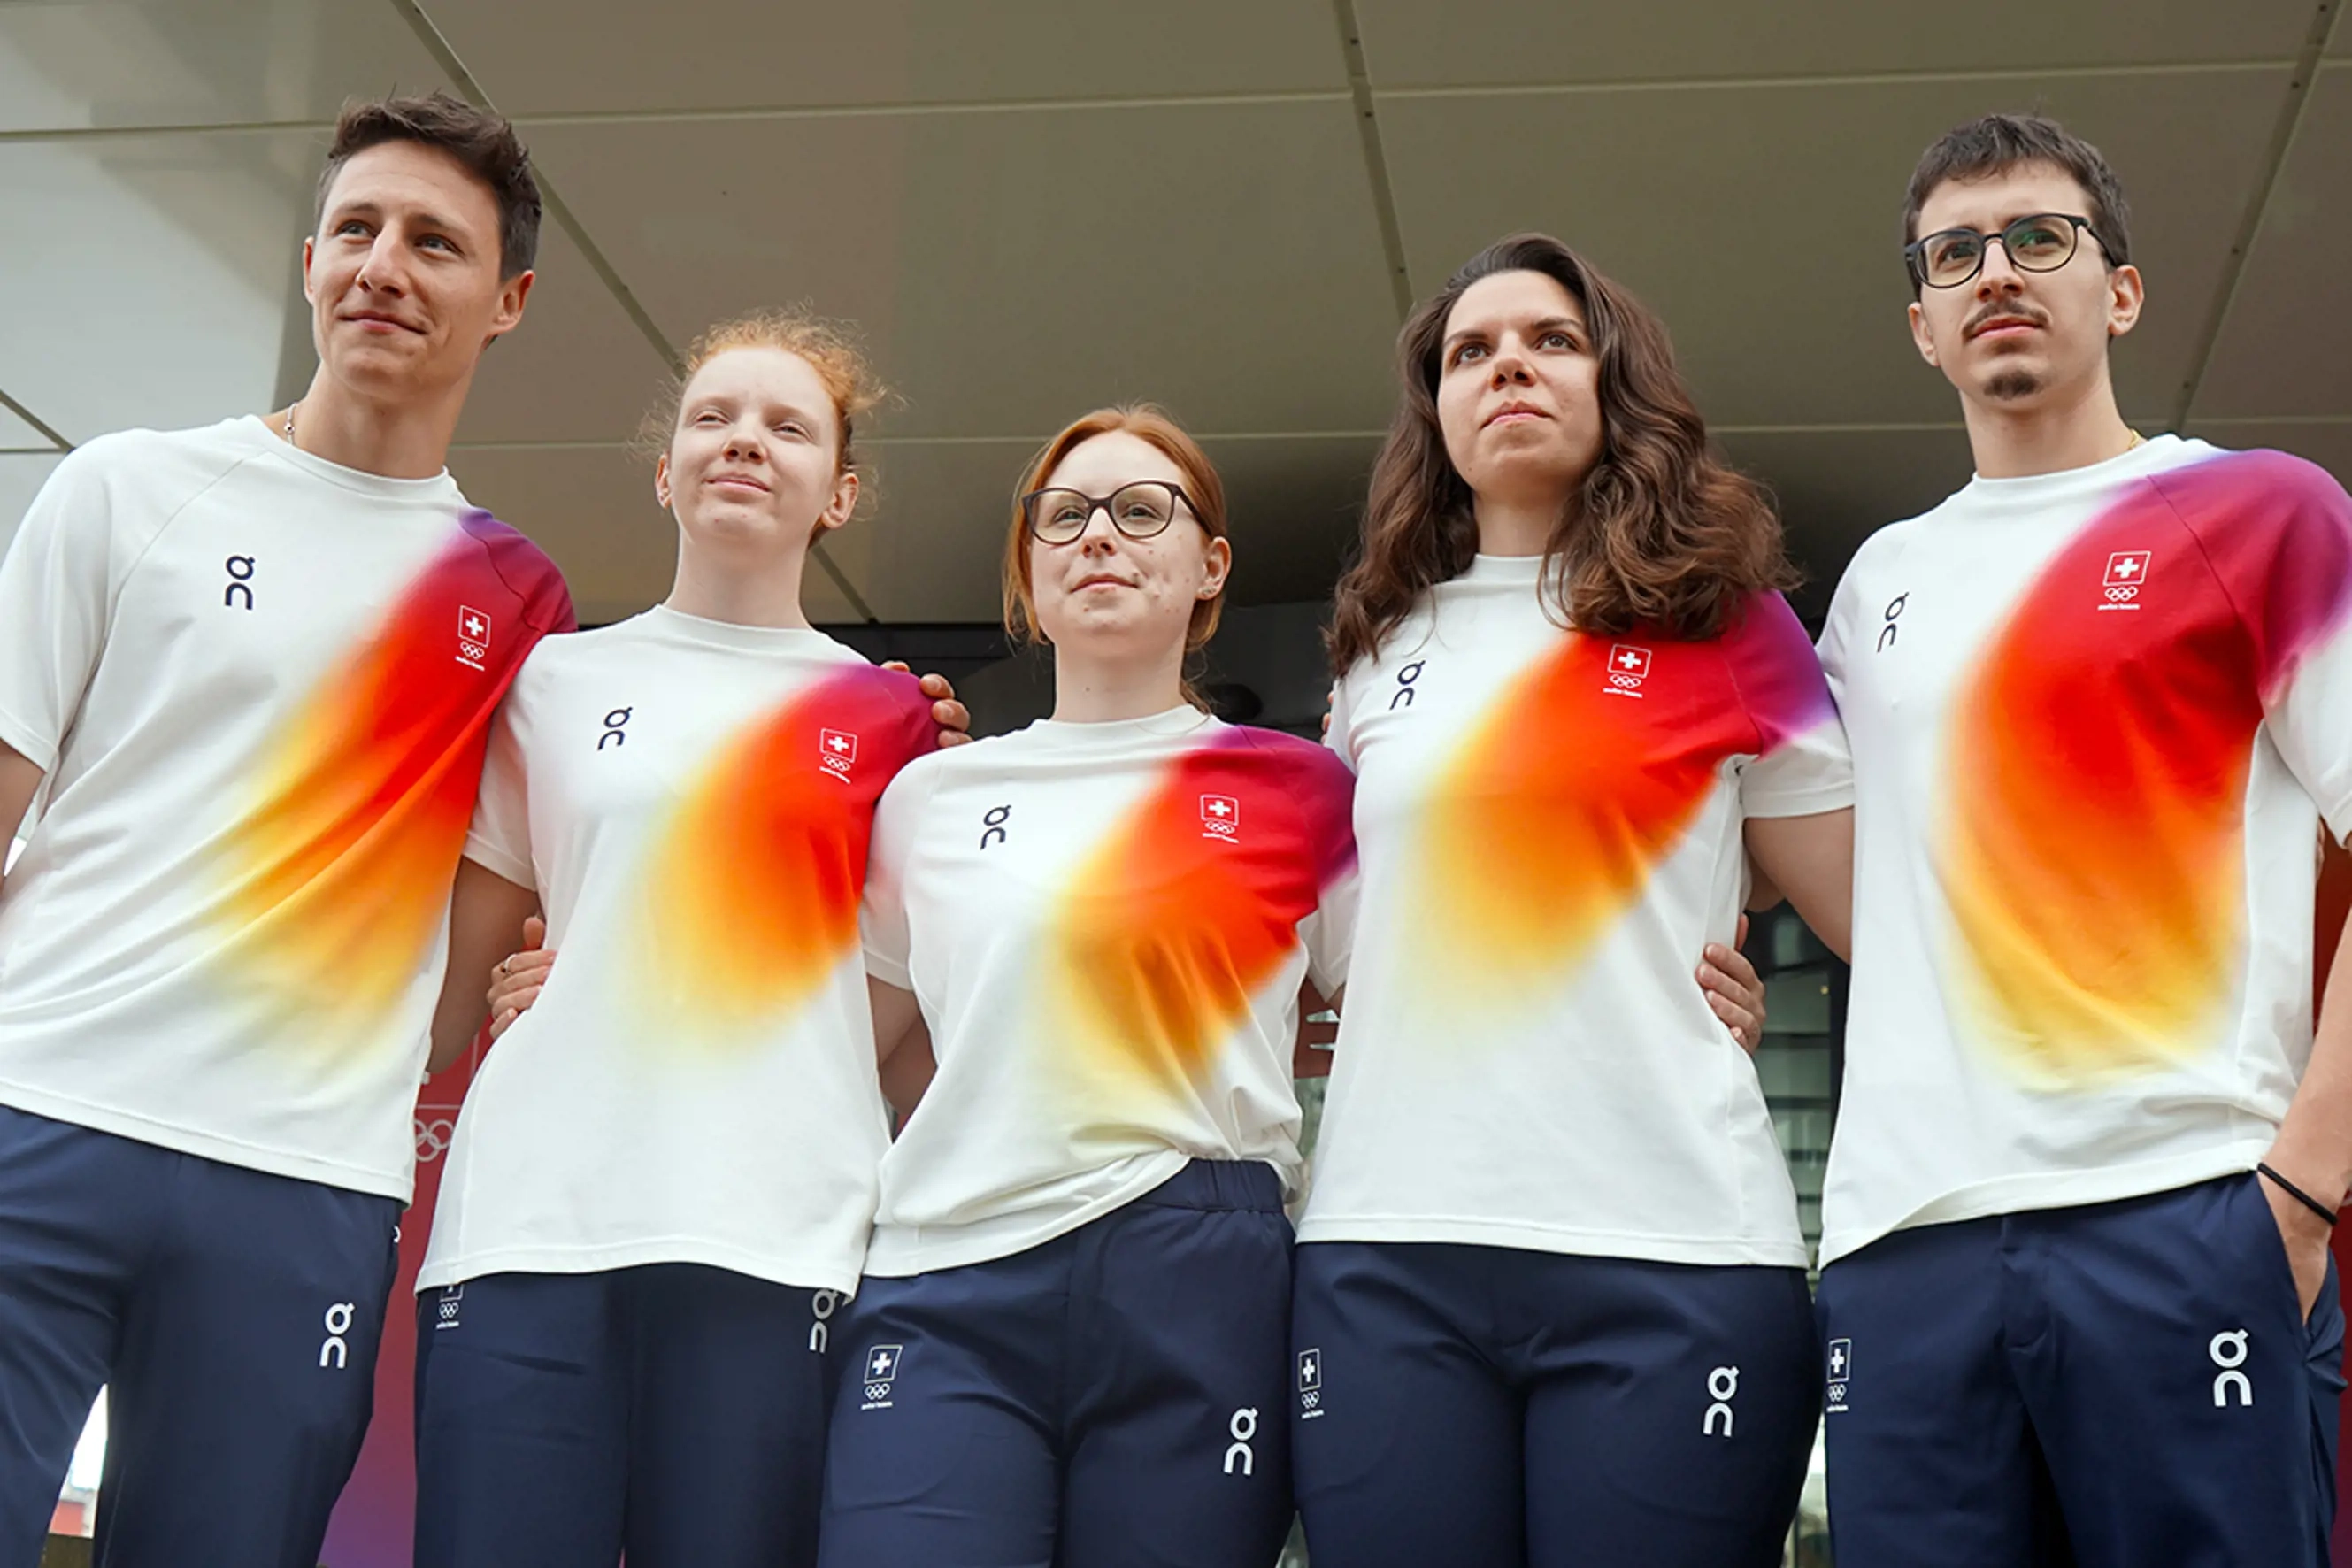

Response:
(638, 667), (927, 1040)
(1942, 453), (2352, 1082)
(1050, 734), (1354, 1092)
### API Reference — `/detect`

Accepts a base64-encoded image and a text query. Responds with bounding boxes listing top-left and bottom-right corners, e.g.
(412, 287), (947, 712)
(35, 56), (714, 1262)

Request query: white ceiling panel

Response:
(0, 455), (68, 555)
(1354, 0), (2317, 88)
(0, 0), (451, 134)
(454, 223), (674, 446)
(2189, 64), (2352, 420)
(523, 100), (1401, 438)
(2182, 419), (2352, 489)
(427, 0), (1344, 116)
(0, 130), (316, 442)
(1379, 68), (2287, 427)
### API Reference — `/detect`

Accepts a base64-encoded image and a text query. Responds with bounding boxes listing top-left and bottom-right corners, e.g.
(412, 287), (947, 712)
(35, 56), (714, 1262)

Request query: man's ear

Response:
(1907, 299), (1941, 368)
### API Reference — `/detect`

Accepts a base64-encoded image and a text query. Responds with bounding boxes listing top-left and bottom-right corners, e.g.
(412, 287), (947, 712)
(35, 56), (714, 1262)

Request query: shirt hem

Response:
(1741, 783), (1856, 820)
(458, 836), (534, 889)
(418, 1239), (865, 1295)
(862, 1150), (1192, 1277)
(0, 706), (57, 775)
(0, 1080), (411, 1202)
(1818, 1141), (2271, 1265)
(1293, 1212), (1811, 1269)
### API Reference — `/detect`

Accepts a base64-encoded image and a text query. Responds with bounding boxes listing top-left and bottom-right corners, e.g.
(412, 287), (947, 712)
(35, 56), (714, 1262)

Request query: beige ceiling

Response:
(3, 0), (2345, 626)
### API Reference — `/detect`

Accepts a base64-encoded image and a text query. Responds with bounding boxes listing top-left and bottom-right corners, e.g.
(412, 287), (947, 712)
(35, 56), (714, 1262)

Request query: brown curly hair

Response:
(1328, 234), (1794, 674)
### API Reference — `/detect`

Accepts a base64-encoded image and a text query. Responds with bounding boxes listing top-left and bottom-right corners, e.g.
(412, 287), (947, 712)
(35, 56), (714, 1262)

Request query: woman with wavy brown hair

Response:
(1290, 234), (1855, 1568)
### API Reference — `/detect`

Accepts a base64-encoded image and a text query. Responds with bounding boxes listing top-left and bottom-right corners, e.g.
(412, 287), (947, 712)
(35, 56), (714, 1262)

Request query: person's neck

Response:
(665, 542), (814, 630)
(1962, 368), (2139, 480)
(1049, 641), (1189, 724)
(272, 365), (471, 480)
(1472, 489), (1569, 557)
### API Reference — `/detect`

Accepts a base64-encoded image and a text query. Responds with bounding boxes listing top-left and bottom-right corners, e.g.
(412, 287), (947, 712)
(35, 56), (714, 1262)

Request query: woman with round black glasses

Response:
(812, 403), (1357, 1568)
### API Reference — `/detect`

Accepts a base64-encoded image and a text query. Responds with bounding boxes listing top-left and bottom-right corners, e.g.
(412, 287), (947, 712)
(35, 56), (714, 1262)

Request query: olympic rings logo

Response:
(2104, 585), (2138, 603)
(1609, 673), (1641, 688)
(415, 1117), (456, 1162)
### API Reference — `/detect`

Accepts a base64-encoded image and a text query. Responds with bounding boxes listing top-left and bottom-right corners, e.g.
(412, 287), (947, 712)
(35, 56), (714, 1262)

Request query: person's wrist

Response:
(2259, 1159), (2340, 1229)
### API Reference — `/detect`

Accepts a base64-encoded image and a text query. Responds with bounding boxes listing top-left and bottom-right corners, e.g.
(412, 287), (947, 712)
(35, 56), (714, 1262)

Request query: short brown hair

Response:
(642, 309), (887, 478)
(1328, 233), (1794, 674)
(317, 92), (542, 278)
(1003, 405), (1231, 709)
(1902, 113), (2130, 290)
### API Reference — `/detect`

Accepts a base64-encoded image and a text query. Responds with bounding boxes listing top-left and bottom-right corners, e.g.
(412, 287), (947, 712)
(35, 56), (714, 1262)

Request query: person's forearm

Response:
(428, 860), (539, 1075)
(2268, 914), (2352, 1206)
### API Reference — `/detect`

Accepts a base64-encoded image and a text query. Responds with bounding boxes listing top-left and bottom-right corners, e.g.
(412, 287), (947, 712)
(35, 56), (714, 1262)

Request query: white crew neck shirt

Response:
(419, 608), (936, 1292)
(1818, 437), (2352, 1263)
(861, 708), (1357, 1277)
(1301, 558), (1851, 1267)
(0, 416), (573, 1200)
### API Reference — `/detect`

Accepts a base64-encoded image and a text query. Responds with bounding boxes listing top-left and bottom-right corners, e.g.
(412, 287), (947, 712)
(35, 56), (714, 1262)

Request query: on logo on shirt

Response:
(1604, 643), (1651, 697)
(819, 728), (858, 781)
(1201, 793), (1241, 842)
(457, 605), (493, 670)
(2100, 550), (2152, 611)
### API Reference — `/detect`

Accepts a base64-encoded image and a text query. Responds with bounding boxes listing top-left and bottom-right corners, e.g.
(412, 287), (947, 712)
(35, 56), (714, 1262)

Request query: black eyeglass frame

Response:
(1903, 212), (2106, 290)
(1018, 480), (1205, 545)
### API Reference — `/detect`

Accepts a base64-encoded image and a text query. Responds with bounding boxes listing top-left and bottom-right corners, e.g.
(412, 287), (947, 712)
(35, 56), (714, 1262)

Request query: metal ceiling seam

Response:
(386, 0), (880, 622)
(1374, 58), (2297, 100)
(1330, 0), (1416, 319)
(0, 389), (70, 451)
(2171, 0), (2342, 433)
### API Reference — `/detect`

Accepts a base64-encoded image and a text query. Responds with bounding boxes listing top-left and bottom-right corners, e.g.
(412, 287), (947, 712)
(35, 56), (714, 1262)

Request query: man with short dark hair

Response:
(0, 91), (570, 1566)
(1815, 111), (2352, 1564)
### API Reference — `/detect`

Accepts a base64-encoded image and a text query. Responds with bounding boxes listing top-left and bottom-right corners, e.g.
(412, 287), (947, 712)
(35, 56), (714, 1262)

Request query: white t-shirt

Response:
(1300, 557), (1852, 1268)
(419, 609), (936, 1293)
(1818, 437), (2352, 1264)
(861, 708), (1357, 1277)
(0, 417), (573, 1200)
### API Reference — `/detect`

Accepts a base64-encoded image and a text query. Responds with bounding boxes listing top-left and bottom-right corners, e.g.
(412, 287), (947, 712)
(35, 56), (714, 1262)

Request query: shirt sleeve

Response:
(461, 682), (535, 888)
(1324, 673), (1359, 773)
(1284, 738), (1360, 994)
(1723, 593), (1854, 819)
(2234, 460), (2352, 842)
(861, 757), (939, 990)
(0, 445), (127, 772)
(1302, 862), (1360, 997)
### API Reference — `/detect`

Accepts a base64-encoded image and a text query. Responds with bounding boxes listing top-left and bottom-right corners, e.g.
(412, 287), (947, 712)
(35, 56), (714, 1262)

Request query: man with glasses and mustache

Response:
(1811, 113), (2352, 1565)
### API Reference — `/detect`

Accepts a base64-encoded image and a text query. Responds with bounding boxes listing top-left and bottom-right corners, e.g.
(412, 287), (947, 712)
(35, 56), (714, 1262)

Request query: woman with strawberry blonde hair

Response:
(416, 310), (960, 1568)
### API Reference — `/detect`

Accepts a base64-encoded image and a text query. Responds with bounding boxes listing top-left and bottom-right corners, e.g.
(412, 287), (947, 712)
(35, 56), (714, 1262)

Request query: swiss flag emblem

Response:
(456, 605), (493, 670)
(819, 729), (858, 780)
(1200, 794), (1240, 840)
(1609, 644), (1651, 680)
(2103, 550), (2152, 588)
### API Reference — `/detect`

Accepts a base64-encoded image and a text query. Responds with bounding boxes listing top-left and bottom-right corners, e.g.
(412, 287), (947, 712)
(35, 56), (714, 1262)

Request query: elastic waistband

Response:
(1134, 1158), (1284, 1214)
